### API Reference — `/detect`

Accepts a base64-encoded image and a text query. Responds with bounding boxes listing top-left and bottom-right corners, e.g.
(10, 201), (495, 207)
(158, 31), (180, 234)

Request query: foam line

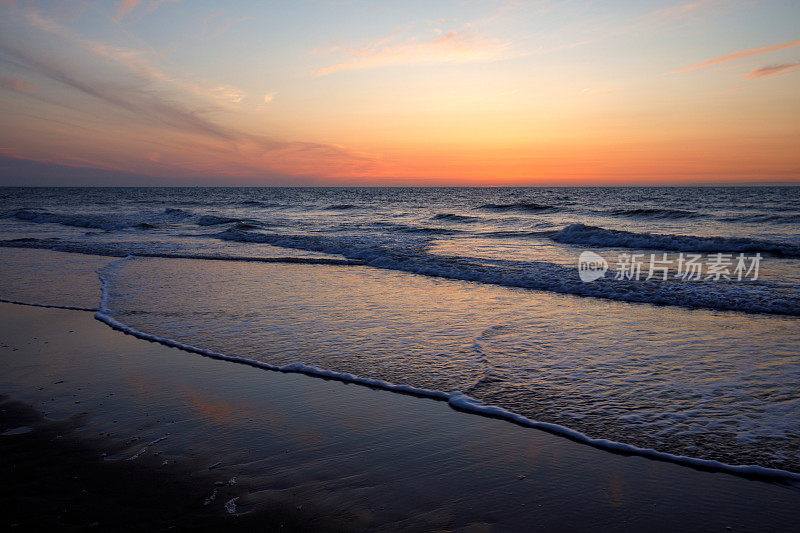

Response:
(214, 230), (800, 316)
(446, 393), (800, 482)
(0, 240), (362, 266)
(4, 237), (799, 316)
(94, 309), (800, 482)
(93, 260), (800, 482)
(98, 256), (133, 312)
(141, 253), (363, 266)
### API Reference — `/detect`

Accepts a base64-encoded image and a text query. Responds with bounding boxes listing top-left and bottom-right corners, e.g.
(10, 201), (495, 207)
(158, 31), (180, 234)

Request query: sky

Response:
(0, 0), (798, 186)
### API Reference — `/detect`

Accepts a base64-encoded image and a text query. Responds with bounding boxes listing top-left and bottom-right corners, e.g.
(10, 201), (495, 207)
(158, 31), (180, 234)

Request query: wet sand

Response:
(1, 302), (799, 531)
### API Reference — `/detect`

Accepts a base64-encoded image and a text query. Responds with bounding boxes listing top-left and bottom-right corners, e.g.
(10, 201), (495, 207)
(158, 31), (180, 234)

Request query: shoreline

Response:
(6, 281), (797, 484)
(96, 306), (800, 483)
(2, 302), (800, 530)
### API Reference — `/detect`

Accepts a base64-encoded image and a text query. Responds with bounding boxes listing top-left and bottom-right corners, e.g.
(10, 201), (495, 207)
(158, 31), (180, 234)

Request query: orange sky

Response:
(0, 1), (798, 185)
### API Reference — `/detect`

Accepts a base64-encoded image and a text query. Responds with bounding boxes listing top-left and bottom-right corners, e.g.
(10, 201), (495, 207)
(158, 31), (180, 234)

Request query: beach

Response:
(2, 0), (799, 528)
(1, 186), (799, 531)
(2, 302), (799, 531)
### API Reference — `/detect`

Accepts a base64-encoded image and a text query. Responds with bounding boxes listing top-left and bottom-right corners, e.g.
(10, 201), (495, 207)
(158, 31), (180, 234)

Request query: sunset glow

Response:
(1, 0), (798, 185)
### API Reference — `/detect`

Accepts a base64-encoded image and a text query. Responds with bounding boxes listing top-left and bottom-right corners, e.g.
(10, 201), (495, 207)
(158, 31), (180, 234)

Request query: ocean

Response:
(1, 186), (799, 476)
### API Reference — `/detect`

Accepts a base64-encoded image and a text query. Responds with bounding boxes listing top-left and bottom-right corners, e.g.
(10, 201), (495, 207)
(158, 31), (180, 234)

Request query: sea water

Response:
(1, 186), (798, 474)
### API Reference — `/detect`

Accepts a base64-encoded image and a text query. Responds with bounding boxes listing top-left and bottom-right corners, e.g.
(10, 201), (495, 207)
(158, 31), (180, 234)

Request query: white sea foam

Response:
(0, 239), (360, 266)
(92, 257), (800, 481)
(93, 308), (800, 481)
(224, 497), (238, 514)
(212, 229), (800, 316)
(6, 230), (796, 315)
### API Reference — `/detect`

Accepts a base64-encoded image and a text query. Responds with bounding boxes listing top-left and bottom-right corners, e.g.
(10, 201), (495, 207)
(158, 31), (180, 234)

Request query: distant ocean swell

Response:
(6, 206), (799, 254)
(7, 203), (800, 231)
(6, 207), (194, 231)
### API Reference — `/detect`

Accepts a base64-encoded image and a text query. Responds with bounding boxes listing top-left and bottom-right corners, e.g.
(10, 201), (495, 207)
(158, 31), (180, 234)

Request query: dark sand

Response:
(1, 302), (799, 531)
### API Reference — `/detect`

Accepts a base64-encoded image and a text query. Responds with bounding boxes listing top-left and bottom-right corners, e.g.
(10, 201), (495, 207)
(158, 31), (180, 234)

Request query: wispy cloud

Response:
(0, 35), (237, 141)
(114, 0), (178, 24)
(25, 11), (244, 106)
(0, 75), (37, 92)
(652, 0), (721, 23)
(114, 0), (141, 23)
(746, 62), (800, 79)
(313, 27), (511, 76)
(672, 39), (800, 73)
(0, 9), (380, 180)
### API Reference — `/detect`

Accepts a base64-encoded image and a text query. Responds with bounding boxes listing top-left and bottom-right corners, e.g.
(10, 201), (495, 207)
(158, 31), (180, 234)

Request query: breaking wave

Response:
(551, 224), (800, 257)
(603, 208), (701, 219)
(211, 229), (800, 316)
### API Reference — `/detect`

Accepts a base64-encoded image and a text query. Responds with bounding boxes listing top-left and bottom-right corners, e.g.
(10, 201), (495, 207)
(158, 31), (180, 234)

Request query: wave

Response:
(162, 208), (192, 217)
(603, 208), (701, 219)
(7, 207), (264, 231)
(371, 222), (464, 235)
(232, 221), (262, 230)
(6, 207), (195, 231)
(478, 202), (557, 212)
(0, 238), (361, 266)
(213, 229), (800, 316)
(237, 200), (279, 207)
(4, 230), (798, 315)
(324, 204), (358, 210)
(551, 224), (800, 257)
(196, 215), (242, 226)
(717, 213), (800, 225)
(8, 208), (133, 231)
(479, 230), (554, 238)
(432, 213), (483, 223)
(93, 258), (800, 481)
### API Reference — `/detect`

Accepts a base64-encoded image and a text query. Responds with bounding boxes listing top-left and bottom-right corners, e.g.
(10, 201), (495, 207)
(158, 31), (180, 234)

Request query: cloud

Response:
(209, 85), (244, 104)
(0, 76), (37, 92)
(0, 10), (381, 181)
(25, 11), (244, 106)
(652, 0), (719, 22)
(114, 0), (141, 23)
(746, 62), (800, 79)
(263, 92), (277, 104)
(0, 35), (238, 141)
(114, 0), (179, 24)
(672, 39), (800, 73)
(313, 28), (511, 76)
